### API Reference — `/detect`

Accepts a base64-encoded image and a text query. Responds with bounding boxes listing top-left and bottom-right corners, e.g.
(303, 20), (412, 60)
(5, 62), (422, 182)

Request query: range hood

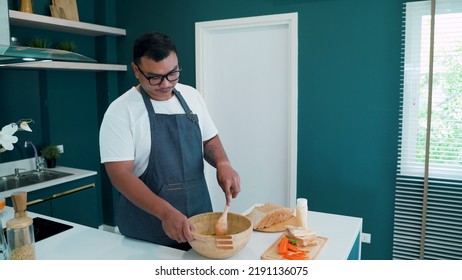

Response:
(0, 0), (96, 65)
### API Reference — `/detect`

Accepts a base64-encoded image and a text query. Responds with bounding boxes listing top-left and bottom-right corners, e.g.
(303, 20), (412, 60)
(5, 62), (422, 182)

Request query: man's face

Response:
(133, 52), (180, 101)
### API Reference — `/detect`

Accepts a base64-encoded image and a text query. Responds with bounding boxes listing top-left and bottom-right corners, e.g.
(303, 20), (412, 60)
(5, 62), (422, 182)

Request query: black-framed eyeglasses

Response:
(136, 64), (182, 86)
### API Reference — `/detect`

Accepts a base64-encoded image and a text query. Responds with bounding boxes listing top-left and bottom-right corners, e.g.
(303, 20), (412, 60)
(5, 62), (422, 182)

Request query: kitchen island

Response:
(1, 206), (362, 260)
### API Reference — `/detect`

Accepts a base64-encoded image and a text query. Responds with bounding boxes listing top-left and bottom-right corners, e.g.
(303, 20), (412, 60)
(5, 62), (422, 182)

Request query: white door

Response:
(195, 13), (298, 213)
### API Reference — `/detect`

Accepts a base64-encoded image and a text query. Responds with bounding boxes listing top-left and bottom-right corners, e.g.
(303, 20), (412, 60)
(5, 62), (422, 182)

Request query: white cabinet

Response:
(4, 10), (127, 71)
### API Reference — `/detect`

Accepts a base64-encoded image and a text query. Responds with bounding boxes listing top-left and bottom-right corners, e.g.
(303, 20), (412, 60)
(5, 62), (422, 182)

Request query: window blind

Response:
(393, 0), (462, 260)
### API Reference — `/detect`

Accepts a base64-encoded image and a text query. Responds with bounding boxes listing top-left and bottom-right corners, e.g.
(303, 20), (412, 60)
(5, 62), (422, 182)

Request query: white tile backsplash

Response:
(0, 158), (36, 176)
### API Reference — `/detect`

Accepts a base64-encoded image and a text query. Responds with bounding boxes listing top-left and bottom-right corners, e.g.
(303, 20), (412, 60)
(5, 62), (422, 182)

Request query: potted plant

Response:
(27, 37), (52, 48)
(40, 145), (60, 168)
(56, 41), (77, 52)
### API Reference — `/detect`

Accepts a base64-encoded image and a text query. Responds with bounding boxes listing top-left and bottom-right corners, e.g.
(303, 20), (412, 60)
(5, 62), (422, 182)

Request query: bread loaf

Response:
(246, 203), (293, 229)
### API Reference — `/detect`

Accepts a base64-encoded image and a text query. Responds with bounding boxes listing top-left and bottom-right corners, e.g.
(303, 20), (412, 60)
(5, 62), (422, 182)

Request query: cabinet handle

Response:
(27, 183), (95, 206)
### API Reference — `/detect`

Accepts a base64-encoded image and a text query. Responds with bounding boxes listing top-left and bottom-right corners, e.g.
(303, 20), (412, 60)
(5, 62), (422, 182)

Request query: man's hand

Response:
(160, 207), (195, 243)
(216, 162), (240, 205)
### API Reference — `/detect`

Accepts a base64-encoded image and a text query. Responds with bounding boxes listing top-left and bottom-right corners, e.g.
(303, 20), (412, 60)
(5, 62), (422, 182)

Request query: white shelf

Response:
(1, 61), (127, 71)
(9, 10), (126, 36)
(6, 10), (127, 71)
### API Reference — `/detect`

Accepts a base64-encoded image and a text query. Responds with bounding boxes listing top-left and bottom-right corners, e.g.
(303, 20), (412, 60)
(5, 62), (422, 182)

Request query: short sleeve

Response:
(99, 111), (135, 163)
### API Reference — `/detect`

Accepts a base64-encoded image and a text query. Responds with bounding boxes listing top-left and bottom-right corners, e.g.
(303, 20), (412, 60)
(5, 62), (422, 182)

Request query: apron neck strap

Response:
(139, 86), (196, 122)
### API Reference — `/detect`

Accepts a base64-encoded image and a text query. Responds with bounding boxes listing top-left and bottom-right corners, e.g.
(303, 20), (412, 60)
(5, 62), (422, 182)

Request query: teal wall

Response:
(0, 0), (420, 259)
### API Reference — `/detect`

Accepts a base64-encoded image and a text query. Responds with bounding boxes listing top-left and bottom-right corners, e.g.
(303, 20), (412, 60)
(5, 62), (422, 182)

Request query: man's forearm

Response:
(203, 135), (230, 168)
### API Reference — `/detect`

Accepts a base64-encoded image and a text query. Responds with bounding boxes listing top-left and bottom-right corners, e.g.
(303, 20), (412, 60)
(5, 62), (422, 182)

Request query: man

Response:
(99, 32), (240, 250)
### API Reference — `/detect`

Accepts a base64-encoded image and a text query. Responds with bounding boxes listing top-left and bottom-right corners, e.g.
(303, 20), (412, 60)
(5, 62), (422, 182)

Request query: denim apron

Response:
(116, 86), (213, 250)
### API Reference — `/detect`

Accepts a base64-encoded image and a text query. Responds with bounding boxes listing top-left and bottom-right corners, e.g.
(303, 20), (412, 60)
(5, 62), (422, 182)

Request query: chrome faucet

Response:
(14, 167), (26, 178)
(24, 140), (43, 171)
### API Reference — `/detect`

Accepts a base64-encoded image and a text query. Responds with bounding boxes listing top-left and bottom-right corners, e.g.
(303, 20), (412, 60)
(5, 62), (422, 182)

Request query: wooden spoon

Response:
(214, 204), (230, 235)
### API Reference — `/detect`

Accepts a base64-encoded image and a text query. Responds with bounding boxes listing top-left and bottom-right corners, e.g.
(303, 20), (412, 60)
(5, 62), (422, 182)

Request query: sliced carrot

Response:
(290, 252), (306, 257)
(277, 237), (285, 246)
(287, 243), (301, 252)
(277, 237), (289, 255)
(282, 250), (309, 260)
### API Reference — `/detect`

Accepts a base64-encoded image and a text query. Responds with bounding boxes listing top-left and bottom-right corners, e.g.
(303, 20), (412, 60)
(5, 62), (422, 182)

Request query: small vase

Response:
(20, 0), (33, 14)
(46, 158), (57, 168)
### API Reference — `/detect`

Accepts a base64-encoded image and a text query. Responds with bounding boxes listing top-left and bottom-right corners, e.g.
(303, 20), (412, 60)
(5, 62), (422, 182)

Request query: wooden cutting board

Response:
(261, 234), (328, 260)
(53, 0), (79, 21)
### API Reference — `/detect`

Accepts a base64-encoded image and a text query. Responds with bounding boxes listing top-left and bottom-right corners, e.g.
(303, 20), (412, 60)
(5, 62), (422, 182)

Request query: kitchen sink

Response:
(0, 170), (73, 192)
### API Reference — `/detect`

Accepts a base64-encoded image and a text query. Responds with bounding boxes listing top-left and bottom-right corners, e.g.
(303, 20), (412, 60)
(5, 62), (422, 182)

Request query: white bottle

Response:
(296, 198), (308, 229)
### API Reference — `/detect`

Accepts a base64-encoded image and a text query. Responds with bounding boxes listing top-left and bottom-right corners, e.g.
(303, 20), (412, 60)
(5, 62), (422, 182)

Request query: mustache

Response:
(158, 86), (174, 91)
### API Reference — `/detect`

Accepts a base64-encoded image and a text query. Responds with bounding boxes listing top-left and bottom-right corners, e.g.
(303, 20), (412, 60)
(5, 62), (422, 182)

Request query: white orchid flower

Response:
(0, 123), (19, 151)
(0, 119), (33, 153)
(18, 119), (33, 132)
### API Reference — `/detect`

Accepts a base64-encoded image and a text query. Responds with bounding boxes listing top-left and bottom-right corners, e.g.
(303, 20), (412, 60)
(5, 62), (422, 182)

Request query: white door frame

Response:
(195, 13), (298, 209)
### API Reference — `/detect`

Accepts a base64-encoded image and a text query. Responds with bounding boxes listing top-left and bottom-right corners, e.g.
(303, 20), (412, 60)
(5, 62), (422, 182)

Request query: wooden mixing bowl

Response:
(188, 212), (252, 259)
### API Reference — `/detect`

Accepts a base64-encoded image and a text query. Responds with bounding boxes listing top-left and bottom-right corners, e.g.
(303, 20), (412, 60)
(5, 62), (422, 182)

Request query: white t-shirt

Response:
(99, 83), (218, 177)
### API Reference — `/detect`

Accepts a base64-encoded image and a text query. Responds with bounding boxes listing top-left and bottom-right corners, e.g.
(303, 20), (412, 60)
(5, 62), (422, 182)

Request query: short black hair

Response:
(133, 32), (178, 65)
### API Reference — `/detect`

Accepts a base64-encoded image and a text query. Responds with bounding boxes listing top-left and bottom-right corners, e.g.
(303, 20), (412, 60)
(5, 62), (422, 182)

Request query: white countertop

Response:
(0, 158), (97, 198)
(0, 206), (362, 260)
